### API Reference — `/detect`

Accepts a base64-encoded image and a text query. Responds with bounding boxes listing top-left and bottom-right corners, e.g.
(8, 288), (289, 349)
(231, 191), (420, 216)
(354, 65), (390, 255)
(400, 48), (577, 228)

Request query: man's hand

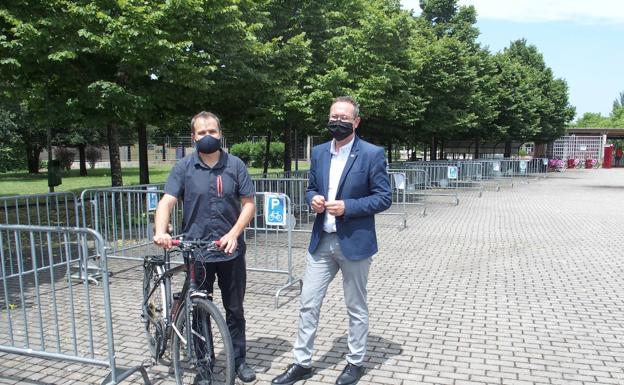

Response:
(219, 232), (239, 255)
(311, 195), (326, 213)
(153, 233), (173, 249)
(324, 200), (345, 217)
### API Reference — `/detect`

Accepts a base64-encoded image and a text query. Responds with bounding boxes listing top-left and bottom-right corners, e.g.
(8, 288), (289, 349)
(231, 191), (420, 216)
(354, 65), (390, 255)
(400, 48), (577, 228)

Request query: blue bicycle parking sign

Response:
(147, 186), (158, 211)
(447, 166), (458, 180)
(264, 194), (287, 226)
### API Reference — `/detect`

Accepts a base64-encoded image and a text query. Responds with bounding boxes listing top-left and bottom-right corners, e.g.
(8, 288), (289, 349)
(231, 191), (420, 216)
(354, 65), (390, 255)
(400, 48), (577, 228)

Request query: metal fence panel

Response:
(245, 192), (302, 308)
(80, 187), (183, 259)
(0, 224), (148, 385)
(1, 192), (79, 227)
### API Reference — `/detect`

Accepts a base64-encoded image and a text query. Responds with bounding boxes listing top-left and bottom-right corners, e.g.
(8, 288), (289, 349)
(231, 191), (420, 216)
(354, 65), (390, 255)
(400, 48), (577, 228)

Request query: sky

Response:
(400, 0), (624, 120)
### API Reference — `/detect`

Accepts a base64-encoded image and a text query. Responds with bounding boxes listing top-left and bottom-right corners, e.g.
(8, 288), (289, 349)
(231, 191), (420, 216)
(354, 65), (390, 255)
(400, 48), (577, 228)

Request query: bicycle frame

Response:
(143, 240), (221, 357)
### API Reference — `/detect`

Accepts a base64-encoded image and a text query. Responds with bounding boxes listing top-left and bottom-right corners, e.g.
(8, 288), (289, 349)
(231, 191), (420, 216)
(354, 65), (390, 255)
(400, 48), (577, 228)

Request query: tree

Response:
(504, 39), (574, 144)
(613, 91), (624, 110)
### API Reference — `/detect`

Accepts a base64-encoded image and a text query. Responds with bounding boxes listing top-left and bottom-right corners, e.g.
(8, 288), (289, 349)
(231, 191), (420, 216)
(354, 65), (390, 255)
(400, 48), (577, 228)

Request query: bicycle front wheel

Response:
(171, 297), (235, 385)
(142, 261), (167, 360)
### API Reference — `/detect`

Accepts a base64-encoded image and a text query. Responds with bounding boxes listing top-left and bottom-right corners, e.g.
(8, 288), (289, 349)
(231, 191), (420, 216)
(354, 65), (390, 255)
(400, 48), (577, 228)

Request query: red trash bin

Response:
(603, 145), (613, 168)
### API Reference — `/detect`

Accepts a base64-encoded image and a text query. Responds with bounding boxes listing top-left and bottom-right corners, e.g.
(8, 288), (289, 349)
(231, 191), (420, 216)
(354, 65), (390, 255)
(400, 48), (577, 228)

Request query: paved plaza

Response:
(2, 169), (624, 385)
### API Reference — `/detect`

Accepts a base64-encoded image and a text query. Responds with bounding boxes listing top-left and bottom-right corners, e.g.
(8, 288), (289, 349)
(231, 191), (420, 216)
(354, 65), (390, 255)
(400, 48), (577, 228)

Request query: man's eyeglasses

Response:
(328, 114), (355, 122)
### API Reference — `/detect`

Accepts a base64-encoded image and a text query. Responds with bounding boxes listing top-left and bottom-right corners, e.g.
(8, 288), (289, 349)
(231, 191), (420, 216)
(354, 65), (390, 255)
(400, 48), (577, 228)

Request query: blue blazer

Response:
(306, 136), (392, 260)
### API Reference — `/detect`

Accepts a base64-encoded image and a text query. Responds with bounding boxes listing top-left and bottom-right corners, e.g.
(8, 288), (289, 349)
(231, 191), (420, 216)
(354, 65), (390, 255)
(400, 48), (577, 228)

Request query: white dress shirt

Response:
(323, 137), (355, 233)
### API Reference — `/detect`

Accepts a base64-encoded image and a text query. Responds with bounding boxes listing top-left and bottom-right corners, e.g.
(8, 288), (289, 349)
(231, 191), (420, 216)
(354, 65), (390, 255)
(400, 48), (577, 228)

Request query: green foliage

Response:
(230, 141), (284, 168)
(0, 0), (585, 176)
(0, 146), (25, 173)
(230, 142), (254, 165)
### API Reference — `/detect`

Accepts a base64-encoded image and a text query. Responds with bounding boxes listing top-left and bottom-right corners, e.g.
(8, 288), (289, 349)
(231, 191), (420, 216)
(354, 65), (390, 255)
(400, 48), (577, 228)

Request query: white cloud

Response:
(401, 0), (624, 24)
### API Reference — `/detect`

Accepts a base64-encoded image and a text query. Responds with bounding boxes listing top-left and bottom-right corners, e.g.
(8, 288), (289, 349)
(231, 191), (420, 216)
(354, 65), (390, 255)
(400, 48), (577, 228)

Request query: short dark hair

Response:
(331, 96), (360, 118)
(190, 111), (221, 134)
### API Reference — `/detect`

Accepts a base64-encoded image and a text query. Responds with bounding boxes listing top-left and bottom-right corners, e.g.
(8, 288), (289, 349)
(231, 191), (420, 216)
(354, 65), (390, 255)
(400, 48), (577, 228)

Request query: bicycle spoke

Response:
(172, 299), (234, 385)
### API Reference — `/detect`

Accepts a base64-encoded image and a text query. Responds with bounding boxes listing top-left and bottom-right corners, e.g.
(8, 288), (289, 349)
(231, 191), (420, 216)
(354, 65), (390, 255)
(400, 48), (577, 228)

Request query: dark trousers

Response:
(195, 255), (247, 366)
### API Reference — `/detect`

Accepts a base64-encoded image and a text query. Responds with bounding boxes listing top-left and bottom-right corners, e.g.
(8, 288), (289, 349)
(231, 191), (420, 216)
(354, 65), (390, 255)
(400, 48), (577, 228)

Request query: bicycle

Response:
(142, 238), (235, 385)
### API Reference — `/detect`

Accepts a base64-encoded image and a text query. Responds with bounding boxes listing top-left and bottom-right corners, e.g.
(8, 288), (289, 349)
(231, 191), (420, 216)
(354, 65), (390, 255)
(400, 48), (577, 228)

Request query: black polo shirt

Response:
(164, 150), (255, 262)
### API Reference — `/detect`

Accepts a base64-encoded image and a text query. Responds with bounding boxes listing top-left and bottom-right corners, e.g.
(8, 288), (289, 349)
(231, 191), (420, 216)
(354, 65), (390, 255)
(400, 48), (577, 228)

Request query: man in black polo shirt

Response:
(153, 111), (257, 382)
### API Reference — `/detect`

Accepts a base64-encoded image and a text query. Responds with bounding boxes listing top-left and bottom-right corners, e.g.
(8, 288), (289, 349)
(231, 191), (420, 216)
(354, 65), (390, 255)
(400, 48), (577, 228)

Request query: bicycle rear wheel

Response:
(142, 260), (167, 360)
(171, 297), (235, 385)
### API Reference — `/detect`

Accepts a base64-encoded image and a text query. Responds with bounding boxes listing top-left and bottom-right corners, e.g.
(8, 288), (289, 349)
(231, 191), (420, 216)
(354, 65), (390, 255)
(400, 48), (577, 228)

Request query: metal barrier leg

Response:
(275, 277), (303, 309)
(102, 365), (151, 385)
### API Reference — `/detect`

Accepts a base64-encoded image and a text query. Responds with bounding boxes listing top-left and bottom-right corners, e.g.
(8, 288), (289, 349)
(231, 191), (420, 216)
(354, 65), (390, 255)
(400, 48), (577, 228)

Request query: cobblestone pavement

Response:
(2, 169), (624, 385)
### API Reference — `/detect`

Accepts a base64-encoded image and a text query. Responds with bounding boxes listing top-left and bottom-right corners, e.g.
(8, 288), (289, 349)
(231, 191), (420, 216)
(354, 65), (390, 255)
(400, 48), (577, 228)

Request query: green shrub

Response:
(269, 142), (284, 168)
(229, 140), (284, 168)
(0, 146), (25, 173)
(54, 147), (76, 171)
(230, 142), (253, 165)
(249, 142), (265, 168)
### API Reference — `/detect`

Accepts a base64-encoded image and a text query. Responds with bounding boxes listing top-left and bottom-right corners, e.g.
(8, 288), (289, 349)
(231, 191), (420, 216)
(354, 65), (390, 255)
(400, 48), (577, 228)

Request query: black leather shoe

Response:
(236, 362), (257, 383)
(335, 363), (364, 385)
(271, 363), (313, 385)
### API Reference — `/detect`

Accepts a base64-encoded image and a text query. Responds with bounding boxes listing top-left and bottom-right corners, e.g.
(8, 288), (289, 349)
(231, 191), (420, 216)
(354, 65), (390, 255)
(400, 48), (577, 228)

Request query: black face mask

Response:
(327, 120), (353, 141)
(195, 135), (221, 154)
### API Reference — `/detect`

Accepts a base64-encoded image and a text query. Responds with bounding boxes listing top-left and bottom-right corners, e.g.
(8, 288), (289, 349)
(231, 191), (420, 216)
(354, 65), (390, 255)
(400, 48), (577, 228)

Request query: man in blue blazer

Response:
(272, 96), (392, 385)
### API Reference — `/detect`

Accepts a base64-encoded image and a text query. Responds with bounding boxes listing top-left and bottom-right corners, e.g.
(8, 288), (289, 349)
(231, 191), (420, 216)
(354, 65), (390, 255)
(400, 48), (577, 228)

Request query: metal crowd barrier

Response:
(390, 164), (460, 205)
(251, 178), (314, 232)
(0, 224), (149, 385)
(245, 192), (302, 308)
(1, 192), (80, 227)
(250, 170), (310, 180)
(80, 187), (183, 259)
(387, 168), (427, 205)
(392, 158), (549, 192)
(1, 193), (83, 279)
(378, 172), (408, 229)
(483, 158), (548, 188)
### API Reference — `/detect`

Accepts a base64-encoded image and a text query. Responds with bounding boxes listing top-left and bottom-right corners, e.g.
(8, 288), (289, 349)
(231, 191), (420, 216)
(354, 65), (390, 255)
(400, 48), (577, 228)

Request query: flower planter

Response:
(585, 159), (594, 169)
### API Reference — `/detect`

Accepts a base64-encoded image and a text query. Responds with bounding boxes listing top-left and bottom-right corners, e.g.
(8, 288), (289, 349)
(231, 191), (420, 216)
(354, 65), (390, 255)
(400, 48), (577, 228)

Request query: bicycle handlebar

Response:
(171, 239), (222, 248)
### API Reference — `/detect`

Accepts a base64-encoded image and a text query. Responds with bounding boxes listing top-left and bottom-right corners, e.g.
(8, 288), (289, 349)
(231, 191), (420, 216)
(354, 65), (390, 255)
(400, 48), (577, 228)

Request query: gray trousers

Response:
(293, 232), (372, 367)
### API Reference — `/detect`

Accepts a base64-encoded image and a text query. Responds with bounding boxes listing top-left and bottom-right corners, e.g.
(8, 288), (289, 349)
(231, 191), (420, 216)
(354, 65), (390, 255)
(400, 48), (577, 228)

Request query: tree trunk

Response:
(387, 142), (393, 165)
(534, 142), (546, 158)
(474, 137), (480, 159)
(137, 121), (150, 184)
(430, 136), (437, 161)
(294, 128), (299, 171)
(423, 143), (427, 161)
(262, 131), (272, 177)
(78, 144), (87, 176)
(107, 121), (123, 187)
(504, 140), (512, 158)
(25, 142), (42, 174)
(283, 123), (292, 174)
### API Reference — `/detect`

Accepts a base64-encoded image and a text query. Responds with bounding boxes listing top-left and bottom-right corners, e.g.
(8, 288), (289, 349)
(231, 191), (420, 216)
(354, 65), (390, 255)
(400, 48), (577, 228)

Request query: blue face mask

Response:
(195, 135), (221, 154)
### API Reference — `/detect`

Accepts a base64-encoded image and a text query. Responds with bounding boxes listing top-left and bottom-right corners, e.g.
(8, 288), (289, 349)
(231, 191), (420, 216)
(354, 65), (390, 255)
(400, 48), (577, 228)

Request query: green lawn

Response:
(0, 163), (309, 196)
